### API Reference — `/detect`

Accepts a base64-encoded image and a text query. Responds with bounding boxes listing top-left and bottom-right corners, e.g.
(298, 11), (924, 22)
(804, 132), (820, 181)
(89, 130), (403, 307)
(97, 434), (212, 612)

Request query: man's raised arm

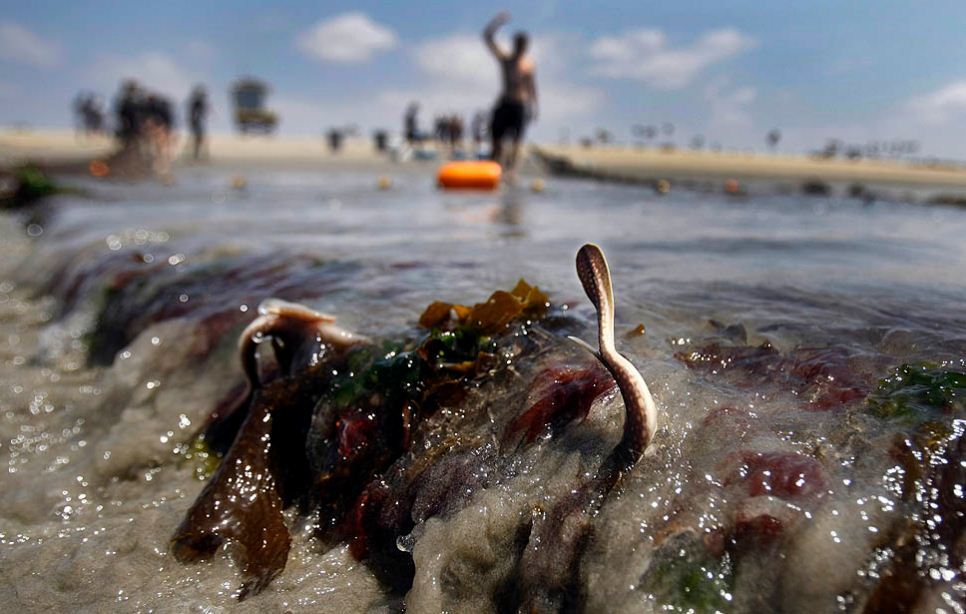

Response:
(483, 11), (510, 59)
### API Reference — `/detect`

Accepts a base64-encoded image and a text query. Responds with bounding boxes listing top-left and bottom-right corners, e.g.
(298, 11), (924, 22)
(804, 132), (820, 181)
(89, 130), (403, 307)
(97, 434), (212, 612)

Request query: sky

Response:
(4, 1), (966, 157)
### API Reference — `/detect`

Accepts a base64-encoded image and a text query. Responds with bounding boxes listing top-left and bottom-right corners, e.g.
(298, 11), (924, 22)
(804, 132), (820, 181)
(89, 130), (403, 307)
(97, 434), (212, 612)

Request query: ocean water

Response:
(1, 166), (964, 612)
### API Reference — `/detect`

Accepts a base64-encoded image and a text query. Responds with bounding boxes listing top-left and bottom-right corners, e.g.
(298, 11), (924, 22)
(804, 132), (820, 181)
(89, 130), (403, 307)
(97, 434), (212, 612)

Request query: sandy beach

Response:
(6, 128), (966, 196)
(534, 144), (966, 190)
(0, 128), (396, 169)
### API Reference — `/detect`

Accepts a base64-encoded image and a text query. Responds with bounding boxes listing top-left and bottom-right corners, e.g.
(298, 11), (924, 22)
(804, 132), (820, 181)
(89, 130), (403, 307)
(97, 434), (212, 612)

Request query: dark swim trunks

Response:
(490, 99), (527, 141)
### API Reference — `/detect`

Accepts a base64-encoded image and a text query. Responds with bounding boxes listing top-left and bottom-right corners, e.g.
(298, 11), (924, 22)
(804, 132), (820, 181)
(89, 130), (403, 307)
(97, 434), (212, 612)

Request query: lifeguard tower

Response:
(231, 77), (278, 134)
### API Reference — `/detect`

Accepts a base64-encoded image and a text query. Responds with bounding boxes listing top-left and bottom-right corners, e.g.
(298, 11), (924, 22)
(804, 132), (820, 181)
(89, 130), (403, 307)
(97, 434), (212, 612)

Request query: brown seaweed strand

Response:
(171, 384), (292, 599)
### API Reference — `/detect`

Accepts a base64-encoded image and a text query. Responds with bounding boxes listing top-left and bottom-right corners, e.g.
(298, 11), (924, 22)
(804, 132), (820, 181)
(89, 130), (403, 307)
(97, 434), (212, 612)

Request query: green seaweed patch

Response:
(643, 536), (734, 612)
(310, 280), (548, 475)
(321, 325), (499, 414)
(175, 437), (222, 481)
(867, 362), (966, 422)
(327, 279), (545, 412)
(418, 327), (497, 372)
(0, 165), (79, 209)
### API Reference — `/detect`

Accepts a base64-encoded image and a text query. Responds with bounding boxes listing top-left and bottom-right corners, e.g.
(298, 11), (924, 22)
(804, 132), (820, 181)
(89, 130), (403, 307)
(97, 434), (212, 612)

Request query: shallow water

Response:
(1, 166), (964, 612)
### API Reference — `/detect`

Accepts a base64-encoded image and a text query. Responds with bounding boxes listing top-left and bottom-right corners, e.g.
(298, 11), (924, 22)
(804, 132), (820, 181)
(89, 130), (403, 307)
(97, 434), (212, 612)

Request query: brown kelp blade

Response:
(171, 387), (291, 599)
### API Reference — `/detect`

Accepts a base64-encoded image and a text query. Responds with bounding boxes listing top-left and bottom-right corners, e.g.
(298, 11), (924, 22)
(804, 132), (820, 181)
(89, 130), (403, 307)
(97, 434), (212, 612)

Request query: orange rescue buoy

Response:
(437, 160), (502, 190)
(88, 159), (110, 178)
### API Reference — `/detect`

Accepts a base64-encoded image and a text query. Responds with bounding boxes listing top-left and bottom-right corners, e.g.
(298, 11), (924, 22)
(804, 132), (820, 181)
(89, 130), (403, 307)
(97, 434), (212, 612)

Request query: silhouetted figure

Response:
(449, 114), (464, 149)
(373, 129), (389, 152)
(631, 124), (657, 147)
(187, 86), (209, 160)
(114, 80), (144, 147)
(327, 128), (343, 153)
(74, 92), (105, 135)
(144, 94), (175, 175)
(484, 11), (538, 173)
(433, 115), (448, 145)
(404, 102), (422, 145)
(767, 129), (781, 151)
(471, 110), (486, 157)
(821, 139), (842, 159)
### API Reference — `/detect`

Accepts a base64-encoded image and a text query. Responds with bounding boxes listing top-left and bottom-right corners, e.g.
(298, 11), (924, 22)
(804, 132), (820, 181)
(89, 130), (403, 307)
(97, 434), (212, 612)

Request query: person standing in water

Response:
(143, 93), (175, 177)
(483, 11), (538, 173)
(187, 86), (209, 160)
(404, 102), (422, 146)
(470, 110), (487, 158)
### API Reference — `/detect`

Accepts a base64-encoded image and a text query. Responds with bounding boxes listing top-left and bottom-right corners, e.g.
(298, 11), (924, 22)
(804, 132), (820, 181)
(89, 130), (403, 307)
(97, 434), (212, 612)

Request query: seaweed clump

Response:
(0, 165), (60, 209)
(866, 361), (965, 422)
(642, 534), (735, 612)
(418, 278), (549, 333)
(172, 279), (553, 598)
(856, 361), (966, 610)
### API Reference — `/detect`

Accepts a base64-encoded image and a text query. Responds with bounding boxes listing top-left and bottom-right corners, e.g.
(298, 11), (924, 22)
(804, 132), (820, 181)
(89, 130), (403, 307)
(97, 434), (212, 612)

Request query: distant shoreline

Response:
(533, 145), (966, 191)
(5, 128), (966, 202)
(0, 128), (400, 170)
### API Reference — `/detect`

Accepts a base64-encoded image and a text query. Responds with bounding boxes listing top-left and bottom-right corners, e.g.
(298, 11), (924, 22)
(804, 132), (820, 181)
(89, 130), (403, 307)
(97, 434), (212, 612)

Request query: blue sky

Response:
(4, 1), (966, 156)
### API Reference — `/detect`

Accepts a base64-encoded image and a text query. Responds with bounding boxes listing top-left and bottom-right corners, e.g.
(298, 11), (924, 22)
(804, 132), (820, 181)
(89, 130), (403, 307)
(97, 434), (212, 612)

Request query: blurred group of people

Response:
(402, 106), (496, 160)
(434, 114), (464, 150)
(71, 11), (538, 178)
(74, 80), (210, 176)
(113, 80), (179, 175)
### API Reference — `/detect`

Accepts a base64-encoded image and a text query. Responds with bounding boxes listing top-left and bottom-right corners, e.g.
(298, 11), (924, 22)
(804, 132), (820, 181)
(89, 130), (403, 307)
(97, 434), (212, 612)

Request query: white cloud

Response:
(414, 34), (496, 86)
(706, 80), (757, 127)
(589, 28), (754, 89)
(297, 12), (396, 63)
(906, 80), (966, 124)
(88, 51), (200, 100)
(0, 21), (61, 68)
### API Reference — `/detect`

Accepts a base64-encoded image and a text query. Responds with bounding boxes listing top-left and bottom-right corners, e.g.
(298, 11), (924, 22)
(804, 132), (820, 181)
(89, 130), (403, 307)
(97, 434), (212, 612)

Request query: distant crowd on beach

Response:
(402, 104), (490, 159)
(66, 10), (925, 181)
(73, 80), (209, 175)
(68, 11), (538, 177)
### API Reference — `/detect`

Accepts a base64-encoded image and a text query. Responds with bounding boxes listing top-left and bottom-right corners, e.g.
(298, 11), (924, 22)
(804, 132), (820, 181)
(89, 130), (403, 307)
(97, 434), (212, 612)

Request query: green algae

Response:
(867, 362), (966, 422)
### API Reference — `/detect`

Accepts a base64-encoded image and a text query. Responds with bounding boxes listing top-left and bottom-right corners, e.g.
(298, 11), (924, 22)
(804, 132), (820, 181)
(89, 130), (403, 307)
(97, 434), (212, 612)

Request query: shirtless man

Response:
(483, 11), (538, 172)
